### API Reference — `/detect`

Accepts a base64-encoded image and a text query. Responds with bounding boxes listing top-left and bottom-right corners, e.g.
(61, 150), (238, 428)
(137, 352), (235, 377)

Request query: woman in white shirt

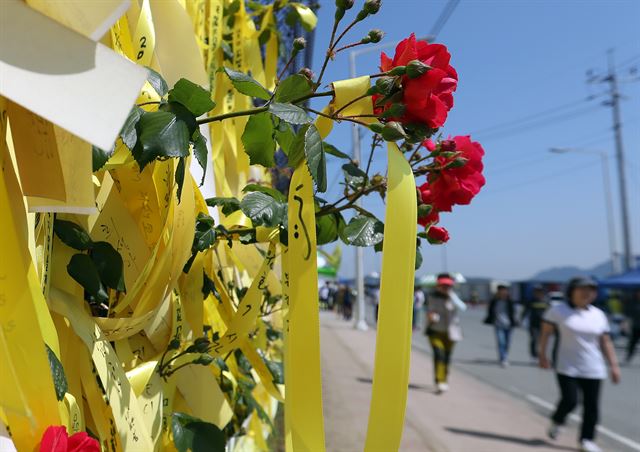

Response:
(538, 277), (621, 452)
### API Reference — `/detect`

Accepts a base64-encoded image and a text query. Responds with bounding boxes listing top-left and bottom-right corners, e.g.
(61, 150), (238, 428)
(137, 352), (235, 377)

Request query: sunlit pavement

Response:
(320, 309), (640, 452)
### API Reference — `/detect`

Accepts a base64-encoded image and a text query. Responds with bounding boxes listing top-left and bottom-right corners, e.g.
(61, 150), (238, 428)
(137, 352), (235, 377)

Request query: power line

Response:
(468, 97), (593, 137)
(481, 160), (600, 197)
(476, 104), (601, 142)
(429, 0), (460, 39)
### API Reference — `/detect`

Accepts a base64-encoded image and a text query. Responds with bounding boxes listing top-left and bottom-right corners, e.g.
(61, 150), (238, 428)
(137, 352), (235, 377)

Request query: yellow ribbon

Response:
(364, 142), (417, 451)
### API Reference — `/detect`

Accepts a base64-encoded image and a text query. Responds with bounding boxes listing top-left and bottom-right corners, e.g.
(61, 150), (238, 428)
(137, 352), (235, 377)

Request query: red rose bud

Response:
(424, 139), (436, 152)
(380, 121), (407, 141)
(427, 226), (450, 244)
(369, 123), (384, 133)
(406, 59), (432, 79)
(298, 67), (315, 81)
(440, 139), (456, 152)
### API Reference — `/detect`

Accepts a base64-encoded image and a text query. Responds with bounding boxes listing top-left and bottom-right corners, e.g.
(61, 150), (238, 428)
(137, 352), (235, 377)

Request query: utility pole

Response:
(606, 50), (633, 272)
(589, 50), (635, 272)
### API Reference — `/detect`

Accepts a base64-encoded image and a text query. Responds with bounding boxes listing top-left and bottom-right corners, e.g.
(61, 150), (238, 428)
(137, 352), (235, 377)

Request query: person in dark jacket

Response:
(625, 289), (640, 364)
(521, 285), (550, 359)
(485, 284), (517, 367)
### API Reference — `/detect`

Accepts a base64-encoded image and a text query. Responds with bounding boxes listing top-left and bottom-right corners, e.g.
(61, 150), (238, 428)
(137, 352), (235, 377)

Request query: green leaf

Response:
(221, 67), (270, 100)
(275, 122), (296, 155)
(132, 111), (190, 169)
(205, 197), (240, 216)
(323, 142), (350, 160)
(120, 107), (143, 149)
(146, 67), (168, 97)
(46, 344), (68, 401)
(54, 219), (93, 251)
(241, 112), (275, 167)
(289, 3), (318, 31)
(242, 184), (285, 202)
(175, 157), (186, 203)
(340, 215), (384, 247)
(168, 78), (215, 116)
(91, 241), (126, 292)
(194, 216), (216, 251)
(274, 74), (312, 103)
(159, 102), (198, 136)
(304, 124), (326, 192)
(67, 253), (108, 303)
(287, 124), (308, 168)
(265, 358), (284, 385)
(342, 163), (367, 190)
(192, 131), (208, 186)
(92, 145), (114, 172)
(268, 102), (311, 125)
(240, 192), (286, 227)
(172, 412), (225, 452)
(415, 246), (423, 270)
(316, 213), (340, 245)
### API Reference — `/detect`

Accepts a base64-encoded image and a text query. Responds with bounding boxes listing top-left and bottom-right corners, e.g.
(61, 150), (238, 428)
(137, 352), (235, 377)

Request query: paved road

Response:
(410, 307), (640, 452)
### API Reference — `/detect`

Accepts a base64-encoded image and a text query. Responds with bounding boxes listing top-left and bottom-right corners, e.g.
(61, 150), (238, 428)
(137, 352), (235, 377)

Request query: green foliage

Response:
(175, 157), (186, 203)
(268, 102), (311, 125)
(240, 192), (286, 228)
(274, 121), (296, 155)
(221, 67), (271, 100)
(342, 163), (367, 190)
(303, 124), (326, 192)
(316, 212), (344, 245)
(341, 215), (384, 247)
(46, 344), (68, 401)
(323, 142), (350, 160)
(120, 106), (144, 149)
(54, 219), (93, 250)
(92, 145), (114, 172)
(91, 241), (126, 292)
(172, 412), (225, 452)
(205, 197), (241, 216)
(67, 253), (109, 304)
(242, 184), (286, 202)
(241, 112), (276, 167)
(146, 67), (169, 97)
(168, 78), (216, 117)
(192, 130), (208, 186)
(55, 219), (127, 308)
(132, 110), (190, 170)
(274, 74), (312, 103)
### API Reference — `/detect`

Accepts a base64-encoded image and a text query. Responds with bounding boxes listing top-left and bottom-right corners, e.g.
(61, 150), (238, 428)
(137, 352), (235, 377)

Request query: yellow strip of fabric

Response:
(49, 287), (154, 450)
(286, 165), (325, 452)
(261, 6), (277, 92)
(364, 142), (417, 451)
(132, 0), (156, 67)
(0, 146), (62, 449)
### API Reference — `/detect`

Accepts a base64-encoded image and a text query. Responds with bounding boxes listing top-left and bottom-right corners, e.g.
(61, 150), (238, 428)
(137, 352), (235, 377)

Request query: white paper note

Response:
(0, 0), (148, 150)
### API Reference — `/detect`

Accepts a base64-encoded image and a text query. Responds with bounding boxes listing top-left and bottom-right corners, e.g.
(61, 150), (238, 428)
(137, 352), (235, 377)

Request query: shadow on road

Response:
(355, 376), (434, 393)
(455, 358), (538, 368)
(444, 427), (577, 450)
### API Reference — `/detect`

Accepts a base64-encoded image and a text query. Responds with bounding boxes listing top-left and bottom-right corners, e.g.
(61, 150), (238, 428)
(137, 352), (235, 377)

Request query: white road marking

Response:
(526, 394), (640, 451)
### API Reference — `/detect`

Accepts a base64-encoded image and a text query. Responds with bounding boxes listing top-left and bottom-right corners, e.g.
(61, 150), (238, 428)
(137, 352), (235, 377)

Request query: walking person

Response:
(521, 285), (549, 360)
(413, 286), (425, 331)
(539, 277), (621, 452)
(624, 289), (640, 364)
(484, 284), (517, 367)
(424, 273), (464, 394)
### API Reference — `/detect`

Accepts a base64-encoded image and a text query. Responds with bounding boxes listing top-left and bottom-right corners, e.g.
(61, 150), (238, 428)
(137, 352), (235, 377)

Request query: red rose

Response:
(40, 426), (100, 452)
(427, 226), (450, 244)
(424, 139), (436, 152)
(428, 135), (485, 212)
(375, 33), (457, 129)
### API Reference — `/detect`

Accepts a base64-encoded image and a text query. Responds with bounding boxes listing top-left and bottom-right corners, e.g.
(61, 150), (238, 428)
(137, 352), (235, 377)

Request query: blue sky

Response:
(310, 0), (640, 280)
